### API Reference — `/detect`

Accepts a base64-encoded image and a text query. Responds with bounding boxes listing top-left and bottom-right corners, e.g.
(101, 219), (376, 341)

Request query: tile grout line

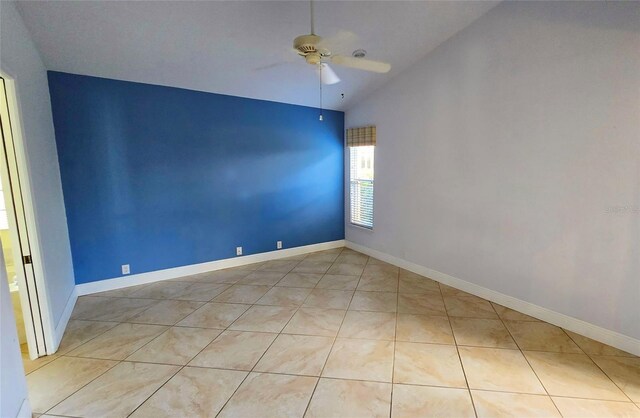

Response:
(59, 259), (275, 417)
(389, 264), (400, 418)
(125, 274), (274, 418)
(40, 297), (183, 414)
(41, 357), (121, 416)
(125, 361), (184, 417)
(137, 310), (255, 418)
(438, 281), (479, 418)
(90, 276), (252, 417)
(40, 247), (638, 417)
(210, 256), (314, 418)
(72, 253), (450, 417)
(115, 278), (254, 374)
(46, 352), (640, 404)
(493, 303), (564, 417)
(46, 250), (394, 416)
(443, 284), (633, 410)
(130, 254), (310, 418)
(24, 320), (119, 376)
(301, 246), (361, 417)
(50, 351), (640, 404)
(213, 248), (346, 417)
(561, 329), (636, 404)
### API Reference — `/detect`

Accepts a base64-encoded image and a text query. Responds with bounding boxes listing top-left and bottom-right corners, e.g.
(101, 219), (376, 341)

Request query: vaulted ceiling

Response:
(17, 1), (499, 110)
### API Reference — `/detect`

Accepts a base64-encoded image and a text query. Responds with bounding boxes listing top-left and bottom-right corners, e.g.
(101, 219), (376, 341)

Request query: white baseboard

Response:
(76, 240), (346, 296)
(346, 241), (640, 357)
(50, 286), (77, 354)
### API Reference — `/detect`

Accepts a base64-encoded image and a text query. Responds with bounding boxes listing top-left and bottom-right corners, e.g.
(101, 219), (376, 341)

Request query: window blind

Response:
(348, 125), (375, 229)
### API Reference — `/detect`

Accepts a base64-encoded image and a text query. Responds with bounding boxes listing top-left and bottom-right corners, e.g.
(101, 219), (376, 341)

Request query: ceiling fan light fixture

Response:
(305, 53), (321, 65)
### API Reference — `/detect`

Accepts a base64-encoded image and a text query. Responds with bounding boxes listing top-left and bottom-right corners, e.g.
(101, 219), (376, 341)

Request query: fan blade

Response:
(317, 63), (341, 85)
(331, 55), (391, 73)
(316, 30), (359, 55)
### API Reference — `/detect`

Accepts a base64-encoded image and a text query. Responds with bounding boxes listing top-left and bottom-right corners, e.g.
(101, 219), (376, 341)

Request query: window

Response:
(347, 125), (376, 229)
(350, 145), (374, 228)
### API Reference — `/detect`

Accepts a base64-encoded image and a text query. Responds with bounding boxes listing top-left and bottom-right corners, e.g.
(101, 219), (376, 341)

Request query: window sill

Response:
(349, 223), (374, 232)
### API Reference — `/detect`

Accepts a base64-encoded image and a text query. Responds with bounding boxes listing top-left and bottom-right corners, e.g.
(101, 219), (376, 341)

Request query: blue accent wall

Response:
(48, 72), (344, 284)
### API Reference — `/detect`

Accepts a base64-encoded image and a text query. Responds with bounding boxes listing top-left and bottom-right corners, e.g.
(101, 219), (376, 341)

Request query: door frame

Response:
(0, 69), (54, 360)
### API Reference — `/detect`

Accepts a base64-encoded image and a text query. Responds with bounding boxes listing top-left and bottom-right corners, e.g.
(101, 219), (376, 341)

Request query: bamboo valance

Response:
(346, 126), (376, 147)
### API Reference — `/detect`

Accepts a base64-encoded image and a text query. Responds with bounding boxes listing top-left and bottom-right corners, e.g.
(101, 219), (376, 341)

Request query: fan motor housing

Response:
(294, 34), (320, 53)
(294, 34), (329, 65)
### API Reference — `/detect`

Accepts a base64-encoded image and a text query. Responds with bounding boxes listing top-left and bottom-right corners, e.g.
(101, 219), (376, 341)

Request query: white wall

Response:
(0, 2), (75, 344)
(346, 1), (640, 340)
(0, 243), (30, 418)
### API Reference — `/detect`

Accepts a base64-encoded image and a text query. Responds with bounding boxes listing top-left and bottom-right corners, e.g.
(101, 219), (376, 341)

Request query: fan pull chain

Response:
(319, 63), (323, 121)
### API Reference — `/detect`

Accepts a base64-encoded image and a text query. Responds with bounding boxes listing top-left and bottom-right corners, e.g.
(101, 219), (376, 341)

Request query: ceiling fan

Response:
(292, 0), (391, 85)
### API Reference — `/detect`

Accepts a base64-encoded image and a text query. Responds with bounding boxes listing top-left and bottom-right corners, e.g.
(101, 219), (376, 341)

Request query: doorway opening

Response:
(0, 75), (48, 362)
(1, 174), (27, 348)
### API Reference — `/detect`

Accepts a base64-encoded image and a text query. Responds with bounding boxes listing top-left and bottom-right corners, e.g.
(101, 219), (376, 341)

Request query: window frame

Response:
(348, 145), (374, 230)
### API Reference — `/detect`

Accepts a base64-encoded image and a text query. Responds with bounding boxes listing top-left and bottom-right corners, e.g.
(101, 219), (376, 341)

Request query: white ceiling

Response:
(17, 1), (499, 111)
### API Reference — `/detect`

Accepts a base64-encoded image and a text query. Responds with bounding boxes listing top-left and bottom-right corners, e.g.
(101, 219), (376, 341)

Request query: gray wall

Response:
(346, 1), (640, 339)
(0, 2), (75, 335)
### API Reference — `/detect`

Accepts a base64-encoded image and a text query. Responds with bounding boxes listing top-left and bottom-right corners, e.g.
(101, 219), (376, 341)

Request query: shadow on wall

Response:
(48, 72), (345, 285)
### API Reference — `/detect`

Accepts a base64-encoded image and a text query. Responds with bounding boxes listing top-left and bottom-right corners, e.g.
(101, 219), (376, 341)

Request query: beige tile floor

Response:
(23, 247), (640, 417)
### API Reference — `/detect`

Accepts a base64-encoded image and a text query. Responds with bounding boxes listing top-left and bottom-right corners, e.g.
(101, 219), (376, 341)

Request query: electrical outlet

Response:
(121, 264), (130, 275)
(277, 241), (283, 249)
(236, 247), (243, 256)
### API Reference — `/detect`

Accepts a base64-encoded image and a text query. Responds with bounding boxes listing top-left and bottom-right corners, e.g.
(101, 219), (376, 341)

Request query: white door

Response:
(0, 76), (47, 357)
